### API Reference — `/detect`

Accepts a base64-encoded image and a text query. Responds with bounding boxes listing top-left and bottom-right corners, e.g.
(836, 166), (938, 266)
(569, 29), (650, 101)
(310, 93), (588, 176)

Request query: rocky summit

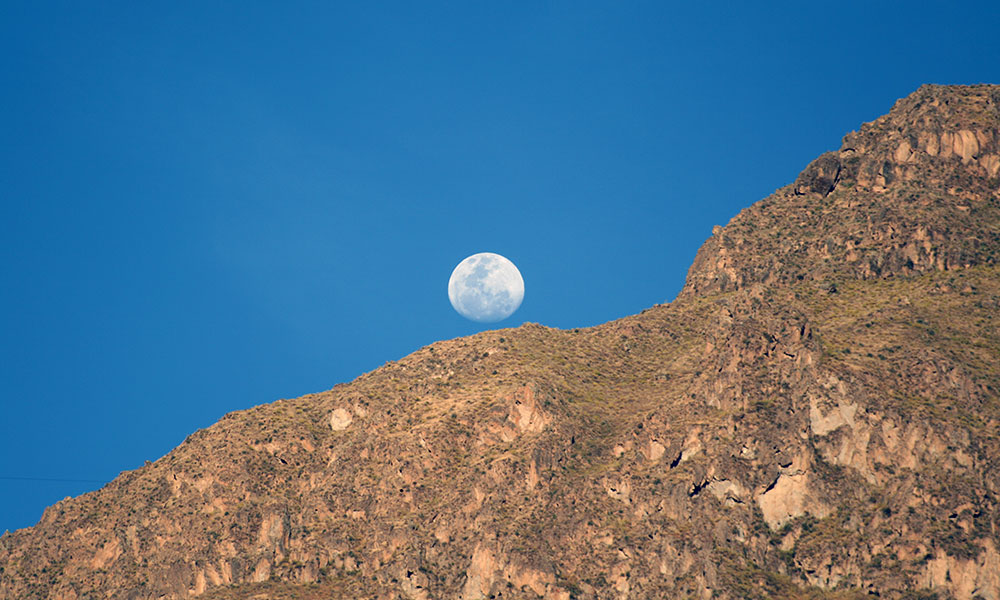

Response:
(2, 84), (1000, 600)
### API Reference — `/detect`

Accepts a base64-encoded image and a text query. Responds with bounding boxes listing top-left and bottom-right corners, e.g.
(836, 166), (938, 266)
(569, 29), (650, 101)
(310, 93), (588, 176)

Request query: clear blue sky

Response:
(2, 2), (998, 533)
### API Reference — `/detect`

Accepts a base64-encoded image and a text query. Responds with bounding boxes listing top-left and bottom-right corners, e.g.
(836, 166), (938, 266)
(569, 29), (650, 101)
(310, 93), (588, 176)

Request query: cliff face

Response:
(2, 85), (1000, 600)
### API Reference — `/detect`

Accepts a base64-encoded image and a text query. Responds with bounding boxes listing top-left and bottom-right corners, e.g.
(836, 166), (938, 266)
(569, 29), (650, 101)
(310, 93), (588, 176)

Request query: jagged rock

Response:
(757, 473), (831, 529)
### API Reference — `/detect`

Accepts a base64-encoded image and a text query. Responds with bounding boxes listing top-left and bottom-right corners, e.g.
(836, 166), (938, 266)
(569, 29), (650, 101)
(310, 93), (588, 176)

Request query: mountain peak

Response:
(680, 84), (1000, 299)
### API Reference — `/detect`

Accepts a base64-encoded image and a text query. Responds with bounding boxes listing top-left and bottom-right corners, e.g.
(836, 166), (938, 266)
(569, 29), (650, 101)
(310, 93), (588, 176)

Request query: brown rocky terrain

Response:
(2, 84), (999, 600)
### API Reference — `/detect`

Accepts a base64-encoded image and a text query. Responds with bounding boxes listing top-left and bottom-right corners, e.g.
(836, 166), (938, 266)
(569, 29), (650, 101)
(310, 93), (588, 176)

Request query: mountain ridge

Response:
(2, 84), (1000, 600)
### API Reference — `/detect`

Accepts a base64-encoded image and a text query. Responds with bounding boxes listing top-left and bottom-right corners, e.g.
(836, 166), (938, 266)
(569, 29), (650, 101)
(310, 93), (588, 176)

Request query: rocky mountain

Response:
(2, 84), (1000, 600)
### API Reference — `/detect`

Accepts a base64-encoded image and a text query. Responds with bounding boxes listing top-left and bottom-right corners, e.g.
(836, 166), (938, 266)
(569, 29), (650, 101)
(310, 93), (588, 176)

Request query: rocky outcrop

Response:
(681, 84), (1000, 299)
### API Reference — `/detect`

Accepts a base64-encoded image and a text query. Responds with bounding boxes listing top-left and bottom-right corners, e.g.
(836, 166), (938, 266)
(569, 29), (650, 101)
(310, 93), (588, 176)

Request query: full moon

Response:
(448, 252), (525, 323)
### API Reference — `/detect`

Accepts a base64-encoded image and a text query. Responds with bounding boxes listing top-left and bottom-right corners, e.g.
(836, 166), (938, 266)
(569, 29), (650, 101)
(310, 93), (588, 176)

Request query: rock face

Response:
(2, 84), (1000, 600)
(681, 84), (1000, 299)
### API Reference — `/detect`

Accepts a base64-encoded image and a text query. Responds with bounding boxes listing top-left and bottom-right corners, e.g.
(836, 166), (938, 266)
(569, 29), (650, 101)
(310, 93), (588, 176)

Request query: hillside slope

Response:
(2, 84), (999, 600)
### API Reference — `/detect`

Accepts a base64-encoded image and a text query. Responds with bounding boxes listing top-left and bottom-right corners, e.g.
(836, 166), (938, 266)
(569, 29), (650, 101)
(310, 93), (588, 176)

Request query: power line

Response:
(0, 476), (105, 484)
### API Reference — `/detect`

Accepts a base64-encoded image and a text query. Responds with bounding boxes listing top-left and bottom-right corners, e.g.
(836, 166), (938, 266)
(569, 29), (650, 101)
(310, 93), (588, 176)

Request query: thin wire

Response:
(0, 476), (105, 484)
